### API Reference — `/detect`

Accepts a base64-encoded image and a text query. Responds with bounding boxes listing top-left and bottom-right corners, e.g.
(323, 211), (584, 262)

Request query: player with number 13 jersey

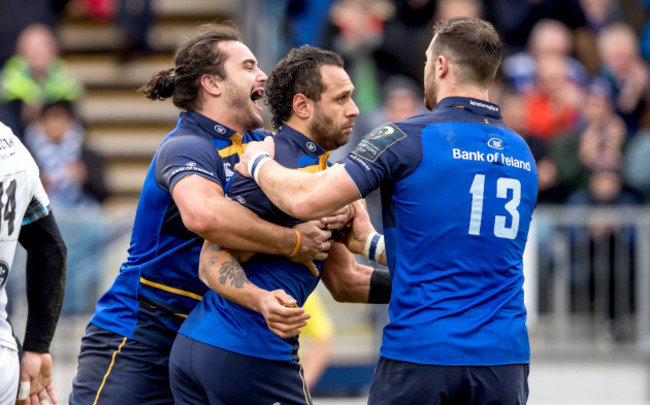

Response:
(342, 96), (538, 365)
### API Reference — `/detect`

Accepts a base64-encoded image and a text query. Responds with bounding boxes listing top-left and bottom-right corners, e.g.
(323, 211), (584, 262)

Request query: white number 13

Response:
(468, 174), (520, 239)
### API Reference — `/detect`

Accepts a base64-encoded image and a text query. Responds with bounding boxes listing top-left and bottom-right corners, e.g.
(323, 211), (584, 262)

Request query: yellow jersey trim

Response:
(139, 277), (202, 301)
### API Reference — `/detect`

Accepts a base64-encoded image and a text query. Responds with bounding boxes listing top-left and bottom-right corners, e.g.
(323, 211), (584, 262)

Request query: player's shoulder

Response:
(0, 122), (35, 167)
(158, 130), (214, 155)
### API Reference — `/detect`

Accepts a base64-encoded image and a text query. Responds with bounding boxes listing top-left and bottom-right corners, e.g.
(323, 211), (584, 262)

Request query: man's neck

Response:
(437, 84), (490, 103)
(283, 117), (316, 142)
(196, 106), (247, 135)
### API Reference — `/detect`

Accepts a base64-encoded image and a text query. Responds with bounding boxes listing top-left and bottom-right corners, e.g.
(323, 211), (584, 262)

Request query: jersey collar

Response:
(434, 97), (502, 119)
(186, 110), (239, 139)
(277, 124), (328, 157)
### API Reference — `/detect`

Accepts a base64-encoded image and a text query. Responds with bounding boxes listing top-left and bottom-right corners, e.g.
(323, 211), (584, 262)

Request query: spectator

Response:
(435, 0), (482, 21)
(524, 53), (584, 142)
(501, 90), (570, 203)
(117, 0), (153, 62)
(482, 0), (586, 52)
(597, 22), (650, 134)
(373, 0), (434, 85)
(284, 0), (337, 48)
(23, 100), (107, 316)
(321, 0), (393, 112)
(503, 19), (589, 94)
(577, 80), (627, 173)
(23, 101), (107, 210)
(624, 128), (650, 202)
(0, 23), (83, 138)
(566, 165), (640, 341)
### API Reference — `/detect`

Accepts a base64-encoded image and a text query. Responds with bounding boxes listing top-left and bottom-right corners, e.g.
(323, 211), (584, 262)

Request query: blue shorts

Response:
(368, 357), (529, 405)
(170, 334), (312, 405)
(69, 323), (173, 405)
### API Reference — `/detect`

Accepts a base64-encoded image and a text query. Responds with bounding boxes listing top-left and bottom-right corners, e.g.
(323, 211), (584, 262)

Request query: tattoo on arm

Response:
(200, 243), (252, 290)
(218, 258), (251, 289)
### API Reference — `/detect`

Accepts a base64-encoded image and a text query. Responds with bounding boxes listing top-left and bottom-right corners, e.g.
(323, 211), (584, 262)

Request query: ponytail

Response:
(139, 68), (175, 101)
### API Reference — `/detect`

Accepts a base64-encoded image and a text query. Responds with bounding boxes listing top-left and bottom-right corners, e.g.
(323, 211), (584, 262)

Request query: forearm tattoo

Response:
(201, 244), (251, 289)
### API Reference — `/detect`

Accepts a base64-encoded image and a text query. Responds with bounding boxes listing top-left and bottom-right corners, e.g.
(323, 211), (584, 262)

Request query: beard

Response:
(223, 78), (263, 131)
(309, 104), (350, 151)
(424, 73), (438, 111)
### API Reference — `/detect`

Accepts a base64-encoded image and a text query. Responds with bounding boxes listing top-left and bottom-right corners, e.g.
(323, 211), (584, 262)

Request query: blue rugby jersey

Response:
(90, 110), (270, 349)
(179, 125), (329, 361)
(341, 97), (538, 366)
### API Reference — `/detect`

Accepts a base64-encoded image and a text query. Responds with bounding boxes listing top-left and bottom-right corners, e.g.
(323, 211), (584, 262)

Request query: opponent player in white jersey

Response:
(0, 122), (67, 405)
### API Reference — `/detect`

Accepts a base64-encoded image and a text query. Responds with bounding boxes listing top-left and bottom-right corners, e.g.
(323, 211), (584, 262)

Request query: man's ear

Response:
(437, 55), (449, 79)
(200, 74), (222, 97)
(293, 93), (312, 119)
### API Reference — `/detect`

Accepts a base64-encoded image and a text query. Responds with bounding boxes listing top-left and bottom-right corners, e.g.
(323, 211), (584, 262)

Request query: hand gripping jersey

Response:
(0, 123), (51, 351)
(179, 125), (329, 361)
(90, 110), (271, 349)
(341, 97), (538, 366)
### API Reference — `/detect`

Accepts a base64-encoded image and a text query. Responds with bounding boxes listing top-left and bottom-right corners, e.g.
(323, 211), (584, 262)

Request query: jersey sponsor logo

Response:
(352, 123), (406, 162)
(469, 99), (499, 113)
(0, 261), (8, 289)
(306, 142), (317, 152)
(487, 138), (504, 150)
(452, 148), (532, 171)
(214, 125), (227, 135)
(169, 163), (215, 178)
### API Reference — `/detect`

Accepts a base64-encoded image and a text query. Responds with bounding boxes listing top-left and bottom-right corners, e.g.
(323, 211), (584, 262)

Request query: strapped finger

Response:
(38, 390), (50, 405)
(17, 381), (30, 400)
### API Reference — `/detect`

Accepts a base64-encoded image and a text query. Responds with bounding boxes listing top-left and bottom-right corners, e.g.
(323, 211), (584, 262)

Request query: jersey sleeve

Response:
(340, 122), (423, 197)
(17, 135), (51, 225)
(155, 134), (225, 193)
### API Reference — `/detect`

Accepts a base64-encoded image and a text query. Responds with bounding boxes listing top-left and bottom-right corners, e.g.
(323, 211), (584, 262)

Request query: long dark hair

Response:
(139, 22), (242, 111)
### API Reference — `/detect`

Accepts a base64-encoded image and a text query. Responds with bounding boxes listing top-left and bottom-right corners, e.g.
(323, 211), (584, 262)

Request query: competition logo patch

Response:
(368, 125), (394, 140)
(0, 261), (8, 289)
(214, 125), (227, 135)
(487, 138), (504, 150)
(351, 123), (406, 162)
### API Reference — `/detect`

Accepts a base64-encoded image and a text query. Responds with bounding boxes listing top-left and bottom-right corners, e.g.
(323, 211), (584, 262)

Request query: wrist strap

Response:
(248, 151), (272, 183)
(289, 228), (301, 257)
(363, 231), (383, 262)
(374, 234), (385, 262)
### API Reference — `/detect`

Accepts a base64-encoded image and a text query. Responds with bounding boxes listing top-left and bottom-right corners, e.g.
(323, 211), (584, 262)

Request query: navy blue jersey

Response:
(90, 110), (271, 349)
(341, 97), (538, 366)
(179, 125), (329, 361)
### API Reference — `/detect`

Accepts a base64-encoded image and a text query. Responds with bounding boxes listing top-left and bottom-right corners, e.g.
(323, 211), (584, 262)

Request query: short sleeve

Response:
(340, 122), (423, 197)
(155, 134), (225, 193)
(19, 138), (51, 225)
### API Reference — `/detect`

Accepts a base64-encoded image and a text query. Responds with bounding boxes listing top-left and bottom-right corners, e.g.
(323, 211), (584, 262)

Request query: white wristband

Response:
(248, 151), (272, 184)
(363, 231), (384, 262)
(374, 234), (385, 262)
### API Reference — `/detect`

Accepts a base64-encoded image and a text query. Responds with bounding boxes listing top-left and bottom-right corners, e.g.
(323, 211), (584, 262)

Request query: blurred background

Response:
(2, 0), (650, 403)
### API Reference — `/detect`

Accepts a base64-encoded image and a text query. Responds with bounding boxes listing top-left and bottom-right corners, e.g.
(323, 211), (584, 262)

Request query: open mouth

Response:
(250, 89), (264, 103)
